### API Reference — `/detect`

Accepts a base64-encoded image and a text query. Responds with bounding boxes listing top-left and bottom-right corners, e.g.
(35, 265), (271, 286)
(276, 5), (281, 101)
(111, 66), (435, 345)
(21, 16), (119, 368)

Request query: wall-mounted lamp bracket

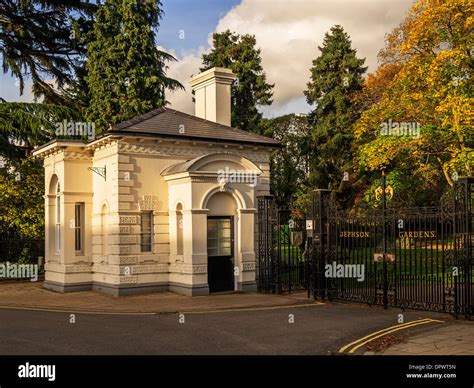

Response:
(88, 166), (106, 181)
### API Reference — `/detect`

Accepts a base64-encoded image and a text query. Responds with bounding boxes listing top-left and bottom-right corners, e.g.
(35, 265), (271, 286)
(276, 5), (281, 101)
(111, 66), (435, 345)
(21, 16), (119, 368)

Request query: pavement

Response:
(0, 281), (314, 314)
(0, 281), (472, 355)
(375, 322), (474, 355)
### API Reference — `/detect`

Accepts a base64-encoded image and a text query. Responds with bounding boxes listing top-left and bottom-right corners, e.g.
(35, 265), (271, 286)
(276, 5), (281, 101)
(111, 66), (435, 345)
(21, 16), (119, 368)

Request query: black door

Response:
(207, 217), (234, 292)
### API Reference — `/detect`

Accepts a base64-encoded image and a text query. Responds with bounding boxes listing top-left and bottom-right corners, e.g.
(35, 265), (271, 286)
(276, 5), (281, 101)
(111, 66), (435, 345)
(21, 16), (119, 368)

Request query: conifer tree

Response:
(85, 0), (182, 133)
(201, 30), (273, 133)
(0, 0), (96, 104)
(304, 25), (366, 191)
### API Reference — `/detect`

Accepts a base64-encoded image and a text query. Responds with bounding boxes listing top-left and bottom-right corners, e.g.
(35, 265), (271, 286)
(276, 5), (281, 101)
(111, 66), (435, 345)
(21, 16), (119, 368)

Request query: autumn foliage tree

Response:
(353, 0), (473, 205)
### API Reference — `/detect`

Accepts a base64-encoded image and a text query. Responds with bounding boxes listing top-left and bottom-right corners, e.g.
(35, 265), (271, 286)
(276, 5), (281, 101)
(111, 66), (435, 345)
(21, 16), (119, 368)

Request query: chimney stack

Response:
(189, 67), (237, 126)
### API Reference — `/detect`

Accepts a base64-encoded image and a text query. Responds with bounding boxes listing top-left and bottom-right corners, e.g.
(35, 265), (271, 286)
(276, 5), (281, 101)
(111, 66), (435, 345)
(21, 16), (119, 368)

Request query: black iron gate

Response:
(256, 177), (473, 319)
(256, 197), (308, 294)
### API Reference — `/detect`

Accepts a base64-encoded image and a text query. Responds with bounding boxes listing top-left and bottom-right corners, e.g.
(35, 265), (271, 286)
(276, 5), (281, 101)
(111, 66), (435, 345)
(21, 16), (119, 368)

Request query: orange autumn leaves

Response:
(353, 0), (473, 186)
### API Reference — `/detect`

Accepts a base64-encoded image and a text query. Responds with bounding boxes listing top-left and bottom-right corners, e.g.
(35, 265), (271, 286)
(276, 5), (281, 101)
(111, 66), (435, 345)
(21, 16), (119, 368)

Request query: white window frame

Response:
(140, 212), (153, 253)
(74, 203), (84, 255)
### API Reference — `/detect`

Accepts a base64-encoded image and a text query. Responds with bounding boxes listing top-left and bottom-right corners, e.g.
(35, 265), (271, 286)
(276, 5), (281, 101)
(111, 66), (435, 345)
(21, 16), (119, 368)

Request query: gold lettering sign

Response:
(339, 231), (370, 238)
(398, 231), (436, 238)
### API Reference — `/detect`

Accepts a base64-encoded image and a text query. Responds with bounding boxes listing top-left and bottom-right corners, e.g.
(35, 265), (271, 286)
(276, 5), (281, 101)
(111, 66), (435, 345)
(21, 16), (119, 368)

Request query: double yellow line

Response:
(338, 318), (444, 354)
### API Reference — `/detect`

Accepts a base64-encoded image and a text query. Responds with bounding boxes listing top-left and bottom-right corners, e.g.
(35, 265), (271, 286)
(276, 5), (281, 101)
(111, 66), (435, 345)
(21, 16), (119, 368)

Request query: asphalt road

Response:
(0, 303), (450, 355)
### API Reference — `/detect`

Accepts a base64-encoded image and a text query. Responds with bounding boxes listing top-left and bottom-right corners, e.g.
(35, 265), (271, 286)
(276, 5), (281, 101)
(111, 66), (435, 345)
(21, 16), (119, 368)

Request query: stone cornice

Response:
(164, 172), (224, 183)
(114, 139), (271, 163)
(190, 176), (221, 183)
(33, 140), (90, 160)
(86, 135), (123, 152)
(91, 141), (121, 160)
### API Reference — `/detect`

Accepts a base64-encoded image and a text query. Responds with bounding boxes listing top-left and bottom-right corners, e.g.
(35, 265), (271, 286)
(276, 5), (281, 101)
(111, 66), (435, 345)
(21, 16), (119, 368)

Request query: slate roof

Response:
(108, 107), (280, 147)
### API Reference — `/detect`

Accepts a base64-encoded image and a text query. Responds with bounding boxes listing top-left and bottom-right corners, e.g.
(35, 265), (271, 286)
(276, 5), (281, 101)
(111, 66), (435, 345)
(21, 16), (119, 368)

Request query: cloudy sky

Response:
(0, 0), (416, 117)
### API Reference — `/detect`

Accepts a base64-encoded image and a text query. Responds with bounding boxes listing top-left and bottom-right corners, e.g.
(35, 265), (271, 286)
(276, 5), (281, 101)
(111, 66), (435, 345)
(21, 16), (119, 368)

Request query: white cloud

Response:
(165, 0), (414, 116)
(162, 46), (207, 114)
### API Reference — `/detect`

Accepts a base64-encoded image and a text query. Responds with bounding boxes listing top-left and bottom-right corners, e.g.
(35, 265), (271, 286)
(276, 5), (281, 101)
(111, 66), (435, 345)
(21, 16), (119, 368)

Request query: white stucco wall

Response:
(34, 136), (273, 295)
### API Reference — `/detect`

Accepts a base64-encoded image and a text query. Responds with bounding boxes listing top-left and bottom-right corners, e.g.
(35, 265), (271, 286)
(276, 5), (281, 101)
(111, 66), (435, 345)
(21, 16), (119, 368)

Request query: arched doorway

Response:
(162, 152), (260, 295)
(206, 192), (237, 292)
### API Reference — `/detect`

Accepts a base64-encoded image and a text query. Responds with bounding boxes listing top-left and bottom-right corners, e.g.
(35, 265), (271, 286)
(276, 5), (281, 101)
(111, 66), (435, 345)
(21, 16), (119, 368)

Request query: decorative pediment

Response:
(161, 152), (262, 176)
